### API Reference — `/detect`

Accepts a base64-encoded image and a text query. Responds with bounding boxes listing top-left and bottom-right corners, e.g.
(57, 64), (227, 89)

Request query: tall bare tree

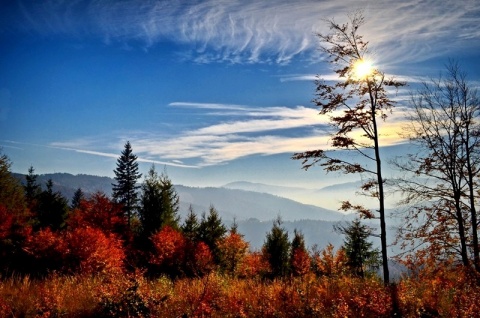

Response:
(293, 12), (405, 284)
(393, 61), (480, 271)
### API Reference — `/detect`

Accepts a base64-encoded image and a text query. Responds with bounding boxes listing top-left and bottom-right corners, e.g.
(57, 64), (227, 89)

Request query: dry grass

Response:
(1, 270), (479, 317)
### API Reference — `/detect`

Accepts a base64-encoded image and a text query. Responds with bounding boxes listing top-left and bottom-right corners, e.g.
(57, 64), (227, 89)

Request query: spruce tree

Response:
(181, 205), (199, 241)
(335, 218), (380, 278)
(112, 141), (142, 228)
(24, 166), (40, 208)
(139, 165), (180, 237)
(36, 179), (69, 231)
(197, 206), (227, 264)
(263, 216), (291, 278)
(70, 188), (85, 210)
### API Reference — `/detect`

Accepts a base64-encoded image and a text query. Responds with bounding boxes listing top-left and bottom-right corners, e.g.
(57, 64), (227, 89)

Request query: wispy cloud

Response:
(10, 0), (480, 65)
(48, 102), (411, 168)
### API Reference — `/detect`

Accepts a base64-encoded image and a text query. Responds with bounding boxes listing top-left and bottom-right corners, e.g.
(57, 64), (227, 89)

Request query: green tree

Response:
(112, 141), (142, 228)
(335, 219), (380, 278)
(35, 179), (69, 231)
(197, 205), (227, 264)
(0, 153), (26, 215)
(70, 188), (85, 210)
(292, 12), (404, 284)
(139, 165), (180, 237)
(181, 205), (199, 241)
(24, 166), (40, 209)
(263, 216), (291, 278)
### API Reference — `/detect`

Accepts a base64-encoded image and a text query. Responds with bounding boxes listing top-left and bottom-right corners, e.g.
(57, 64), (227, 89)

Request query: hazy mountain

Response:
(12, 173), (399, 251)
(176, 185), (352, 222)
(13, 172), (113, 202)
(224, 180), (366, 210)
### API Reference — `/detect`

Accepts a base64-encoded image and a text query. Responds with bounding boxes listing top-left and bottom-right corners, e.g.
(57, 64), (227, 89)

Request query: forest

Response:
(2, 12), (480, 318)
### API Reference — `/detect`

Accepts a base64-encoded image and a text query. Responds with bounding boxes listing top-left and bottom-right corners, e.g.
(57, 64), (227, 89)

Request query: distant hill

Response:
(224, 180), (366, 210)
(12, 172), (395, 251)
(13, 172), (113, 203)
(13, 172), (351, 222)
(176, 185), (352, 222)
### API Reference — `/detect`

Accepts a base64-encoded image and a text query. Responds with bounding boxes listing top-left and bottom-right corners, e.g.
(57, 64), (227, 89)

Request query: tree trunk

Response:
(454, 192), (470, 267)
(465, 129), (480, 272)
(369, 81), (390, 285)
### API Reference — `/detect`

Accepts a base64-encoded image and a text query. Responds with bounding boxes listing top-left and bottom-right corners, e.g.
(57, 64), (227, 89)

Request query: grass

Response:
(0, 270), (479, 317)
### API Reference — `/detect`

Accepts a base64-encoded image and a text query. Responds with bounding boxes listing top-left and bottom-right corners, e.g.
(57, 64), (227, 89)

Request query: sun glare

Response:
(352, 59), (374, 79)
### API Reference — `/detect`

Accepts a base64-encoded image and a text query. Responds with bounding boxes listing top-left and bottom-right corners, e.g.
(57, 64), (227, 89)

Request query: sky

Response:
(1, 0), (480, 192)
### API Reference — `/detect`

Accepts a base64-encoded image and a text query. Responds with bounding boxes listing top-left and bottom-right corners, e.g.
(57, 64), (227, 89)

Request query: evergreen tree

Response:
(70, 188), (85, 210)
(36, 179), (69, 231)
(335, 218), (380, 278)
(291, 229), (306, 252)
(197, 206), (227, 264)
(112, 141), (142, 228)
(263, 216), (291, 278)
(0, 153), (26, 215)
(139, 165), (180, 237)
(181, 205), (199, 241)
(24, 166), (40, 208)
(290, 229), (311, 277)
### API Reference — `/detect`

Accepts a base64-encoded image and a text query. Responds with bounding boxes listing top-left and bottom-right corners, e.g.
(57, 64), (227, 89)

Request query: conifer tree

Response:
(0, 153), (26, 215)
(70, 188), (85, 210)
(290, 229), (311, 277)
(112, 141), (142, 228)
(197, 206), (227, 264)
(139, 165), (180, 237)
(36, 179), (69, 231)
(335, 219), (380, 278)
(263, 216), (291, 278)
(181, 205), (199, 241)
(24, 166), (40, 208)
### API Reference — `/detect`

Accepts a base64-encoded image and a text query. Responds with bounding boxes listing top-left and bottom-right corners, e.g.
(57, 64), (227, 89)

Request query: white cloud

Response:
(13, 0), (480, 65)
(48, 100), (412, 167)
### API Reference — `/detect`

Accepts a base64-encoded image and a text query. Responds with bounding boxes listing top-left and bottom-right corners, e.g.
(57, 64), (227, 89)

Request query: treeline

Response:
(0, 145), (378, 281)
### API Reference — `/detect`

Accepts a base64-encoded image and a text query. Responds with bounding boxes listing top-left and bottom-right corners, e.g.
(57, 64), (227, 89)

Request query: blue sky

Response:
(1, 0), (480, 191)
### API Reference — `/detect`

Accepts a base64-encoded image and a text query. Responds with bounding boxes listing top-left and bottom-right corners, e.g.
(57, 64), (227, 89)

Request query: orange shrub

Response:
(238, 251), (270, 278)
(217, 231), (249, 276)
(150, 226), (186, 276)
(65, 226), (125, 276)
(291, 248), (311, 277)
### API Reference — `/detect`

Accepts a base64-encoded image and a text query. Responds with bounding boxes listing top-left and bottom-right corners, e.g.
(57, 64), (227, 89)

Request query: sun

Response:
(352, 59), (374, 79)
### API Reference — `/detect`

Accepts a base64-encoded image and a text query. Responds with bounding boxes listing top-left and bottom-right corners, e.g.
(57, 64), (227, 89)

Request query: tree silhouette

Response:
(140, 165), (180, 238)
(292, 12), (405, 284)
(35, 179), (69, 231)
(393, 61), (480, 271)
(181, 205), (199, 241)
(112, 141), (142, 229)
(70, 188), (85, 210)
(24, 166), (40, 209)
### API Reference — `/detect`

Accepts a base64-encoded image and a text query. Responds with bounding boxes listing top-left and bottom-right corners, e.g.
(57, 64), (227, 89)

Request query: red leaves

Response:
(68, 192), (126, 234)
(150, 225), (186, 269)
(65, 227), (125, 275)
(150, 226), (215, 277)
(217, 231), (249, 277)
(0, 205), (13, 241)
(291, 248), (311, 277)
(24, 226), (125, 276)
